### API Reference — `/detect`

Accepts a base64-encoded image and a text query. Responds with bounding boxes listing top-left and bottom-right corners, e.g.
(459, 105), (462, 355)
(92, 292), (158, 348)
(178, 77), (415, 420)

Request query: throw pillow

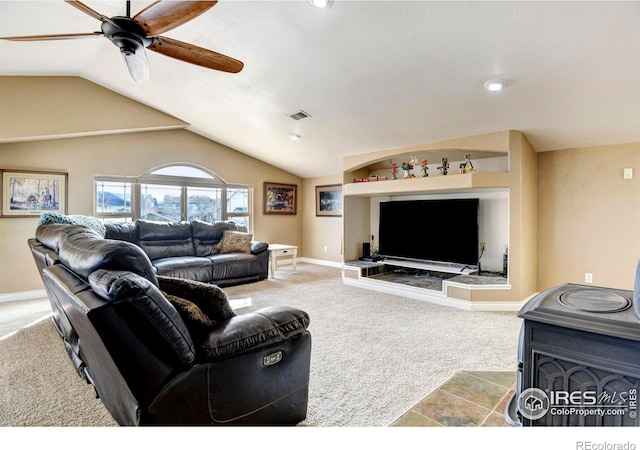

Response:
(218, 230), (252, 254)
(158, 275), (236, 341)
(162, 291), (217, 341)
(38, 212), (106, 237)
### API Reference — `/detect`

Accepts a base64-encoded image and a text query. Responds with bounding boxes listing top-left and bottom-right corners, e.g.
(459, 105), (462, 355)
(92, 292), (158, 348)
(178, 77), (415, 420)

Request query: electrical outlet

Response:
(480, 242), (486, 251)
(323, 245), (328, 252)
(585, 273), (593, 283)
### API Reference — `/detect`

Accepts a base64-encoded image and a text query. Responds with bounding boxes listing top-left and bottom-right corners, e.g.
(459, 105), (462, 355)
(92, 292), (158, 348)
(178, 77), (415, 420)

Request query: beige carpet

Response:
(0, 316), (117, 426)
(0, 264), (522, 426)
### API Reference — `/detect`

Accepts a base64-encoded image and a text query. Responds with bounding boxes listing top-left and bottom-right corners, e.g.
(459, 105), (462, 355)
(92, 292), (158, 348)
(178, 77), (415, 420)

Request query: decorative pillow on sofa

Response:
(158, 275), (236, 341)
(162, 291), (217, 341)
(217, 230), (253, 254)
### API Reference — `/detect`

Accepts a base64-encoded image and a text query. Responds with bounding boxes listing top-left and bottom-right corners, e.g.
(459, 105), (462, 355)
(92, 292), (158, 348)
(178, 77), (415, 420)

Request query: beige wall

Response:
(511, 131), (538, 300)
(0, 129), (302, 294)
(302, 176), (343, 263)
(0, 76), (188, 141)
(2, 77), (639, 298)
(537, 142), (640, 291)
(0, 76), (305, 295)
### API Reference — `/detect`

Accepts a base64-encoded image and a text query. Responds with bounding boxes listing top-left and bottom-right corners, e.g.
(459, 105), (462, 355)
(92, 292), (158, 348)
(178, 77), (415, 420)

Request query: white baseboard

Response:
(0, 268), (531, 312)
(298, 257), (343, 269)
(1, 260), (344, 303)
(0, 289), (47, 304)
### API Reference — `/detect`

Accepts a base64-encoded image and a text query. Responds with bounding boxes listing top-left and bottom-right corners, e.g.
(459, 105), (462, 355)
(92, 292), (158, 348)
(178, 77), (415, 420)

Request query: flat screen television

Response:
(378, 198), (479, 266)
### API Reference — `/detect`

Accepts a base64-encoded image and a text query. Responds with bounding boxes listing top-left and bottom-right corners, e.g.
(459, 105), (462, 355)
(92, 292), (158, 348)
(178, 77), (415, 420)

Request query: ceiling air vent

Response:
(289, 110), (311, 120)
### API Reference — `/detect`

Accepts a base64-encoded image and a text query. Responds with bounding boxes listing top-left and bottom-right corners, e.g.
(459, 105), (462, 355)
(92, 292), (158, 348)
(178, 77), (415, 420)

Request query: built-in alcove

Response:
(341, 130), (537, 311)
(368, 190), (508, 274)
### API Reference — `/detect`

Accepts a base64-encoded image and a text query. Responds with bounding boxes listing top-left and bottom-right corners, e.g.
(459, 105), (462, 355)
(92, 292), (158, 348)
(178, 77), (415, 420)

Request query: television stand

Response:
(382, 258), (478, 275)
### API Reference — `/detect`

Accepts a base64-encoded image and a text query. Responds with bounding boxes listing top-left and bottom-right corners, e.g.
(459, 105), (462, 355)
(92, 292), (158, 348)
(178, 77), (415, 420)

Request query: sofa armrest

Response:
(198, 305), (310, 361)
(250, 241), (268, 255)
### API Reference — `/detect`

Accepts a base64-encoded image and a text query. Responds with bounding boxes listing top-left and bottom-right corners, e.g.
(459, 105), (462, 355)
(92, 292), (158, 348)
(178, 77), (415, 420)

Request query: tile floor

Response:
(390, 371), (516, 427)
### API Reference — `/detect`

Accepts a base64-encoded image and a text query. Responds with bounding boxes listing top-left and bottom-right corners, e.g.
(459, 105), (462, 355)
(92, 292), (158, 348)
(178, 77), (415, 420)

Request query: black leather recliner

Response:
(28, 223), (312, 425)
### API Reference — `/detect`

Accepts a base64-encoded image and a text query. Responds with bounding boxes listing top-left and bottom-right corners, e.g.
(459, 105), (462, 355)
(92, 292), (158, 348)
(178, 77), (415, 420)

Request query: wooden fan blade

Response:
(0, 32), (103, 41)
(133, 1), (218, 36)
(64, 1), (118, 28)
(148, 36), (243, 73)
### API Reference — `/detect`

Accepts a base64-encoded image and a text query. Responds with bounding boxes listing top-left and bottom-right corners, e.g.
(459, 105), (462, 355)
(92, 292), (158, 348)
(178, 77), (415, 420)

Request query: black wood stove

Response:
(505, 276), (640, 427)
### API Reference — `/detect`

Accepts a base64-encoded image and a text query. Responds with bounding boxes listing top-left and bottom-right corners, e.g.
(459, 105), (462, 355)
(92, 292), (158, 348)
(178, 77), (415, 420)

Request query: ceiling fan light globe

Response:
(121, 47), (150, 83)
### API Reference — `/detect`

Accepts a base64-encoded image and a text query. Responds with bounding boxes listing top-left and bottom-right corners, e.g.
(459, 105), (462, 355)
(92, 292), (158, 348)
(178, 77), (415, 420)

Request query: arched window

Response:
(94, 163), (252, 230)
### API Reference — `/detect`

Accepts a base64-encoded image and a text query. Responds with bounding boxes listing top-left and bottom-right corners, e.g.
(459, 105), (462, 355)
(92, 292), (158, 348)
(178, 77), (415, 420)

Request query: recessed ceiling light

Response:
(484, 79), (506, 92)
(289, 133), (302, 140)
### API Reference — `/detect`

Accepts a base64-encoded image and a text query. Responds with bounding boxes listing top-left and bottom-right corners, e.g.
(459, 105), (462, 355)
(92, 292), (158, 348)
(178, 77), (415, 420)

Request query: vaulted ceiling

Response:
(1, 1), (639, 178)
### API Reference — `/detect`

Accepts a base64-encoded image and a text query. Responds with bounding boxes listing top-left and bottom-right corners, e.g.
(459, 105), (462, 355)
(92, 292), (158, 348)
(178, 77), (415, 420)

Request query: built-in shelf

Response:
(344, 171), (511, 197)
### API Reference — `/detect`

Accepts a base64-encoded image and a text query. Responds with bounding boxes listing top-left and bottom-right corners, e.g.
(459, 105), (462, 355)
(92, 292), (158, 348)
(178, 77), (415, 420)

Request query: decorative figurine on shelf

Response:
(420, 158), (429, 177)
(437, 157), (449, 175)
(402, 161), (415, 178)
(460, 153), (474, 174)
(390, 161), (398, 180)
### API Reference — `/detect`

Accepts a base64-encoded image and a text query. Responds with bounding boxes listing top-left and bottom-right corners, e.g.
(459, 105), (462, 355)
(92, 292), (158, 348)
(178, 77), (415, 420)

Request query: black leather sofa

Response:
(104, 219), (269, 287)
(28, 223), (312, 425)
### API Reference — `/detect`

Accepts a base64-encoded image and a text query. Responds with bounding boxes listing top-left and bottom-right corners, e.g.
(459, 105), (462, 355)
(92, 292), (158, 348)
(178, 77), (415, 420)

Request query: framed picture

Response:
(1, 169), (68, 218)
(315, 184), (343, 217)
(264, 182), (297, 215)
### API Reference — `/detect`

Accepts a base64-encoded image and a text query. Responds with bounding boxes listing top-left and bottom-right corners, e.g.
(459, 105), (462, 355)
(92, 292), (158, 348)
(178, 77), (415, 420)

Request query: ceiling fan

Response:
(0, 0), (244, 83)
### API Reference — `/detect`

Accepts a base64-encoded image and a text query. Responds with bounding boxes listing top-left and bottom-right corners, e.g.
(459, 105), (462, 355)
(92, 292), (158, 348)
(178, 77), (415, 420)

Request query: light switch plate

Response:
(624, 168), (633, 179)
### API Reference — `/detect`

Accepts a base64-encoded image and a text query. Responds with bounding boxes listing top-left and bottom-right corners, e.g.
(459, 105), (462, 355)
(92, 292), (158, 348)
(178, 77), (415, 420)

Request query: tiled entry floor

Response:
(390, 371), (516, 427)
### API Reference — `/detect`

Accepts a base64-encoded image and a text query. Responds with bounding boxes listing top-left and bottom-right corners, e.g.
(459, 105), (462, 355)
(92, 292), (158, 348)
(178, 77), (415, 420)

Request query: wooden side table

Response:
(268, 244), (298, 277)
